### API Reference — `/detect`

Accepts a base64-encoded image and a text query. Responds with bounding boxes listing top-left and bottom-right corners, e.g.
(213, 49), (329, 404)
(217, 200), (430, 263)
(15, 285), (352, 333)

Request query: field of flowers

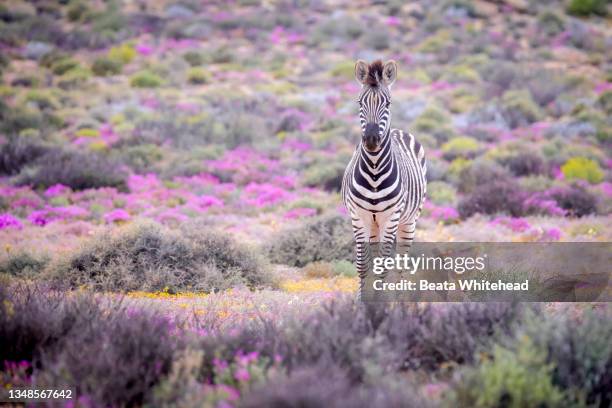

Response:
(0, 0), (611, 406)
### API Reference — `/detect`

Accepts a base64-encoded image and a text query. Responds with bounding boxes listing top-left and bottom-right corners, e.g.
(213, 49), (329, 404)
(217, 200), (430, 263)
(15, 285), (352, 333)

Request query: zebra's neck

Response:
(359, 127), (392, 172)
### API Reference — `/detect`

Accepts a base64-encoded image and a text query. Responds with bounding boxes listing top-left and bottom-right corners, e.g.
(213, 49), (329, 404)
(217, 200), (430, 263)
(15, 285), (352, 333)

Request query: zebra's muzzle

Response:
(363, 123), (380, 151)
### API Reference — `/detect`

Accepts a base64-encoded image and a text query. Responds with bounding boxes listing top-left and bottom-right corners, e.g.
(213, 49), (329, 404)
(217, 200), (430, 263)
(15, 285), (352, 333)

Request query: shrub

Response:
(302, 161), (346, 191)
(561, 157), (604, 184)
(15, 148), (127, 190)
(499, 152), (545, 177)
(50, 57), (79, 75)
(107, 43), (136, 64)
(67, 1), (90, 22)
(241, 366), (428, 408)
(427, 181), (457, 205)
(458, 180), (526, 218)
(56, 66), (90, 89)
(527, 70), (575, 108)
(91, 56), (123, 76)
(47, 222), (270, 293)
(441, 136), (480, 160)
(451, 309), (612, 407)
(118, 143), (164, 173)
(363, 30), (390, 50)
(187, 67), (211, 85)
(500, 90), (543, 129)
(0, 137), (51, 175)
(197, 300), (527, 384)
(458, 159), (510, 194)
(449, 337), (565, 408)
(302, 261), (335, 278)
(517, 310), (612, 406)
(130, 70), (163, 88)
(537, 11), (566, 37)
(266, 214), (353, 267)
(332, 260), (357, 277)
(0, 283), (178, 407)
(596, 90), (612, 116)
(183, 51), (204, 66)
(547, 186), (597, 217)
(0, 106), (44, 135)
(0, 252), (49, 278)
(566, 0), (608, 16)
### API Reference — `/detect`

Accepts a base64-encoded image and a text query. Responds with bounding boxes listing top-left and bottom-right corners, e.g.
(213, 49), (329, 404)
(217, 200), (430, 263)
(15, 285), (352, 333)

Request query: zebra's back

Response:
(391, 129), (427, 221)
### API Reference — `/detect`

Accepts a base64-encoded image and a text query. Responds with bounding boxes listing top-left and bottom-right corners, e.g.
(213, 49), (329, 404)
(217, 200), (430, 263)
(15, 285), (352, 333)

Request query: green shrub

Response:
(23, 90), (59, 110)
(186, 67), (210, 85)
(427, 181), (457, 205)
(330, 61), (355, 79)
(596, 90), (612, 116)
(537, 11), (566, 36)
(0, 252), (49, 278)
(91, 56), (122, 76)
(50, 57), (79, 75)
(412, 107), (455, 143)
(441, 136), (480, 159)
(107, 43), (135, 64)
(449, 337), (565, 408)
(56, 67), (90, 89)
(302, 161), (346, 191)
(47, 222), (271, 293)
(561, 157), (604, 184)
(363, 30), (390, 50)
(130, 70), (163, 88)
(118, 144), (164, 173)
(0, 105), (44, 135)
(517, 310), (612, 405)
(332, 260), (357, 277)
(14, 148), (127, 191)
(266, 214), (353, 267)
(183, 51), (204, 66)
(500, 90), (543, 129)
(67, 1), (90, 22)
(566, 0), (608, 16)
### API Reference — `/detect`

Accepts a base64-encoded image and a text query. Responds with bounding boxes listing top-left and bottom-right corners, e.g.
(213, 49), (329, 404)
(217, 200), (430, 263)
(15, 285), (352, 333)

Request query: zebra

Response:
(341, 60), (427, 299)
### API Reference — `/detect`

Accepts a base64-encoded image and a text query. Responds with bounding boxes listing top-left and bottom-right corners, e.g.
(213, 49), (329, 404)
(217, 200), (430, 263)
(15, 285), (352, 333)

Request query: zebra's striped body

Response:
(342, 60), (427, 298)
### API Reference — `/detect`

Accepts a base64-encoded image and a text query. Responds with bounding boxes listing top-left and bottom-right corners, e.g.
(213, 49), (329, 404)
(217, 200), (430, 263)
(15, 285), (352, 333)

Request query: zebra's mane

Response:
(366, 60), (384, 87)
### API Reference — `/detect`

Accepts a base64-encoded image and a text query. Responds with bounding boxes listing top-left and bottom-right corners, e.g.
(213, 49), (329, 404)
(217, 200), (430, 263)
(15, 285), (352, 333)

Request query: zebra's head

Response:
(354, 59), (397, 152)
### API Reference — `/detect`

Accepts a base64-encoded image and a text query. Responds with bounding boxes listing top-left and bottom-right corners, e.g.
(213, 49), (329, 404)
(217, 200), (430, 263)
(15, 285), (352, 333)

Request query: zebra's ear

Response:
(382, 60), (397, 87)
(355, 60), (368, 85)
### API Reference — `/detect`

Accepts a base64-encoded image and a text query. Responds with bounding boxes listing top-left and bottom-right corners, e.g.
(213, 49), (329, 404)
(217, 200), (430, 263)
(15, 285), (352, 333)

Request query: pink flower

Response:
(128, 173), (162, 192)
(282, 139), (312, 152)
(197, 195), (224, 208)
(234, 368), (250, 382)
(136, 43), (154, 56)
(543, 227), (562, 241)
(284, 207), (317, 220)
(490, 217), (531, 232)
(430, 206), (459, 221)
(386, 16), (401, 26)
(243, 183), (295, 207)
(104, 209), (131, 223)
(0, 213), (23, 230)
(44, 184), (70, 198)
(28, 210), (49, 226)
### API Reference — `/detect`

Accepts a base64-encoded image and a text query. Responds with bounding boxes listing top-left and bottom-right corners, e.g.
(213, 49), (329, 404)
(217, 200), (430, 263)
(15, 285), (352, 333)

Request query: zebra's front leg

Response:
(397, 219), (417, 251)
(351, 216), (373, 302)
(376, 215), (400, 283)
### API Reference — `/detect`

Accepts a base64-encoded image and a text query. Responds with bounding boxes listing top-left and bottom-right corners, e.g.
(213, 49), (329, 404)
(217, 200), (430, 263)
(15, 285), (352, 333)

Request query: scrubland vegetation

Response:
(0, 0), (610, 406)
